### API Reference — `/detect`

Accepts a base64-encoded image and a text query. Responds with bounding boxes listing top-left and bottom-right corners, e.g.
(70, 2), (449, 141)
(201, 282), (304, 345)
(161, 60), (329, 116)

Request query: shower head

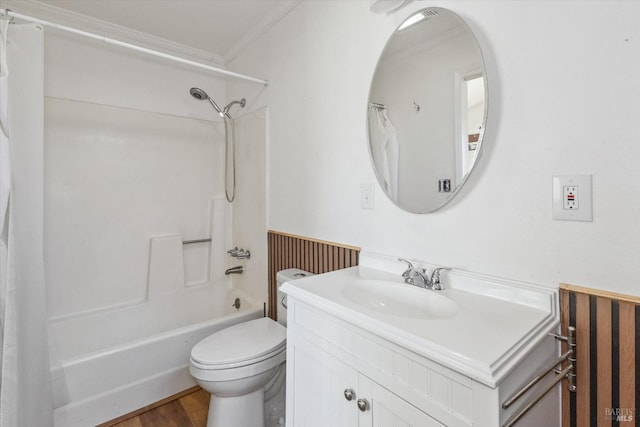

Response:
(189, 87), (230, 119)
(189, 87), (208, 100)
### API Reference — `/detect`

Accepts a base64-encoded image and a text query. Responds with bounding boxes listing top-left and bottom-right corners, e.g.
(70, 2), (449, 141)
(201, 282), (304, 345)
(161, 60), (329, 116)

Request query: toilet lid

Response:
(191, 317), (286, 366)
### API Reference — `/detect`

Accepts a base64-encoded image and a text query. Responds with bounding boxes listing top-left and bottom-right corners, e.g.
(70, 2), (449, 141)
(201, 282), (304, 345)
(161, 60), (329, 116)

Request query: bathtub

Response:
(50, 285), (263, 427)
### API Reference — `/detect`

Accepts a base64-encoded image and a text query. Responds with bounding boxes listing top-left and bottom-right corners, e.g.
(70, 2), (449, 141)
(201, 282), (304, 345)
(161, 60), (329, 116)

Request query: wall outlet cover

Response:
(361, 183), (374, 209)
(552, 175), (592, 221)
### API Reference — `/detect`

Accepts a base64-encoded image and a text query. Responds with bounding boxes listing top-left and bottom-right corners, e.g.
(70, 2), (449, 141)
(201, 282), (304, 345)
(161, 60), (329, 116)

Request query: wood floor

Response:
(106, 388), (210, 427)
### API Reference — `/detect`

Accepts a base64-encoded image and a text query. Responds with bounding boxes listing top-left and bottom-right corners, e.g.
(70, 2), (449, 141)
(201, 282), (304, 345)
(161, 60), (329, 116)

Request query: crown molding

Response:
(224, 0), (302, 65)
(2, 0), (226, 65)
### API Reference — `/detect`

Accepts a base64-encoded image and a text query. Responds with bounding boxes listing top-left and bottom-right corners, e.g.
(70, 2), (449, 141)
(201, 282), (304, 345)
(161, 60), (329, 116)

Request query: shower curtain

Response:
(0, 20), (10, 237)
(0, 22), (53, 427)
(368, 108), (399, 202)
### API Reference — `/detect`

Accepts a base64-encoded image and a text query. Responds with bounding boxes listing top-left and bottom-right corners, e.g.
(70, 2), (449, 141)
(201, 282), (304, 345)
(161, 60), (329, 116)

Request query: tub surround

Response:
(43, 63), (268, 426)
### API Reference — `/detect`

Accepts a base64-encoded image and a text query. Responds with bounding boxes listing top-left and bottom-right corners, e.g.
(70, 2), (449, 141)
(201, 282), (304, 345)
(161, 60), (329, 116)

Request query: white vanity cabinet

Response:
(286, 299), (474, 427)
(285, 293), (561, 427)
(287, 332), (358, 426)
(287, 327), (443, 427)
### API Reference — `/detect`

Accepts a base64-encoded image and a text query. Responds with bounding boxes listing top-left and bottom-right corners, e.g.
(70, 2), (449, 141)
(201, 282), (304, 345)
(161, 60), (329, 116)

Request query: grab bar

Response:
(501, 326), (576, 427)
(182, 238), (211, 245)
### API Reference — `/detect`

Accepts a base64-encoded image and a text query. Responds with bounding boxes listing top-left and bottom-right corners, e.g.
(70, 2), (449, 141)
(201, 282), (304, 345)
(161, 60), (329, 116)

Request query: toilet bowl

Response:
(190, 317), (287, 427)
(189, 268), (313, 427)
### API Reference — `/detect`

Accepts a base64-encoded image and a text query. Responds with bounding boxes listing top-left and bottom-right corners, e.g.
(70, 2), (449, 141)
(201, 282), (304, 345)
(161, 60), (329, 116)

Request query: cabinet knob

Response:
(357, 398), (369, 412)
(343, 388), (355, 401)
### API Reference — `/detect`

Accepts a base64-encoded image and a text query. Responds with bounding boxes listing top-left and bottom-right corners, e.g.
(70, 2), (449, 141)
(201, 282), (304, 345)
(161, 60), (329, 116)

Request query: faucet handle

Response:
(235, 249), (251, 259)
(398, 258), (414, 282)
(430, 267), (451, 288)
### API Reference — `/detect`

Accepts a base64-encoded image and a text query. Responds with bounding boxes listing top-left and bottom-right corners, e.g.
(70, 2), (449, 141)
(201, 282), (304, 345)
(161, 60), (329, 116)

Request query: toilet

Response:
(189, 268), (313, 427)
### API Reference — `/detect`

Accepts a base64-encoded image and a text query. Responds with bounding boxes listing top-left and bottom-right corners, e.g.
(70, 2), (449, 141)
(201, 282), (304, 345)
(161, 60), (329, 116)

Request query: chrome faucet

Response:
(398, 259), (450, 290)
(429, 267), (450, 290)
(225, 265), (244, 275)
(227, 247), (251, 259)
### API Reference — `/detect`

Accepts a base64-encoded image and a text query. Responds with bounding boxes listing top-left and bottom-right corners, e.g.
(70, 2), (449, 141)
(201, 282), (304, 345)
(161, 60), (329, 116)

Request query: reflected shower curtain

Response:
(0, 23), (53, 427)
(368, 108), (399, 202)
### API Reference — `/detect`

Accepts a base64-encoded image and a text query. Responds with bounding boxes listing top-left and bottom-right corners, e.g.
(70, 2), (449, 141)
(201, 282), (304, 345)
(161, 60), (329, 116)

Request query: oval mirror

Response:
(367, 7), (488, 213)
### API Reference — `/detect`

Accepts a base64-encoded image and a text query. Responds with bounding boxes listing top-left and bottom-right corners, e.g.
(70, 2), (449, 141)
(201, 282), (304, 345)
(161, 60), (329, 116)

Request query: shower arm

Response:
(223, 99), (246, 116)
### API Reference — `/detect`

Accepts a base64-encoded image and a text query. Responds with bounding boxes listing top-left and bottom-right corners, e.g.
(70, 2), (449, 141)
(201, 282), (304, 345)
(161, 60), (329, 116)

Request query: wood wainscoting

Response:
(267, 230), (360, 320)
(560, 283), (639, 427)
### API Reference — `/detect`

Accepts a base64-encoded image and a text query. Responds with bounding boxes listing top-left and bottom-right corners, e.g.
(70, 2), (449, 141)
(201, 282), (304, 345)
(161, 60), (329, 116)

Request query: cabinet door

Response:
(358, 375), (445, 427)
(287, 340), (359, 427)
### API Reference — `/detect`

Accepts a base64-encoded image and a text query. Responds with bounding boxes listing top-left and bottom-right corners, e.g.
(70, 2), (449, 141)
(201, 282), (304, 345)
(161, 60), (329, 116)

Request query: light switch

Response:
(361, 184), (374, 209)
(552, 175), (592, 221)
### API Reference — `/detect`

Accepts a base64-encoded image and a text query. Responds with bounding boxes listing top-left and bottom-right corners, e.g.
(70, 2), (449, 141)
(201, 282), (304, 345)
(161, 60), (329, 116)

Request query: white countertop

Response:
(280, 260), (559, 387)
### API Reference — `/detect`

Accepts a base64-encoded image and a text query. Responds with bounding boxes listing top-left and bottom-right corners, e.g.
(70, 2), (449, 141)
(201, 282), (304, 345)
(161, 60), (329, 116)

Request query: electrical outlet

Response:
(553, 175), (592, 221)
(563, 186), (578, 210)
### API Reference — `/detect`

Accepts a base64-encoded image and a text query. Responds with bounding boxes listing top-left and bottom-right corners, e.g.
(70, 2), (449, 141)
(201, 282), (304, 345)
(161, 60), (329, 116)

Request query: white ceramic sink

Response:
(341, 280), (459, 319)
(280, 261), (559, 386)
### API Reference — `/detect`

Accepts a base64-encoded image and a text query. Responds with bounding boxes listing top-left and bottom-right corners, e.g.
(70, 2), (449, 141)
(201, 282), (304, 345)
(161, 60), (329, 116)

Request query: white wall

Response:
(227, 0), (640, 296)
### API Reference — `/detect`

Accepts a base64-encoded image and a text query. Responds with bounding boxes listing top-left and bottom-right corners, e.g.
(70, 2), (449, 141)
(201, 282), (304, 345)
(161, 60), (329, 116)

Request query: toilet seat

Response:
(190, 348), (286, 382)
(191, 317), (286, 369)
(191, 342), (285, 370)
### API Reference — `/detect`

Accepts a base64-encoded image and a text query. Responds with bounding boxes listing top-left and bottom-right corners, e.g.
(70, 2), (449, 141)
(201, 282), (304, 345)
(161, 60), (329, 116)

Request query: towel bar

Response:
(501, 349), (572, 409)
(502, 364), (573, 427)
(501, 326), (576, 427)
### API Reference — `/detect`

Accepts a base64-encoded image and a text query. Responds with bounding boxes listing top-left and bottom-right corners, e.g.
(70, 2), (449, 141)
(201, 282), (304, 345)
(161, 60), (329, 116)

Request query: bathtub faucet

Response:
(225, 266), (244, 275)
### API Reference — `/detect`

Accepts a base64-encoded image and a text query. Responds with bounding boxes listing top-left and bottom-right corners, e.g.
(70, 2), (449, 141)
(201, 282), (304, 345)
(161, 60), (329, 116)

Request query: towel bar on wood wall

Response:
(501, 326), (576, 427)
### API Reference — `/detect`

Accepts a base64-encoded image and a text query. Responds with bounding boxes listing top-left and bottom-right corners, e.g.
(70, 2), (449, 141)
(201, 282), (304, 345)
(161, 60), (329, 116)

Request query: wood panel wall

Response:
(560, 284), (639, 426)
(267, 230), (360, 320)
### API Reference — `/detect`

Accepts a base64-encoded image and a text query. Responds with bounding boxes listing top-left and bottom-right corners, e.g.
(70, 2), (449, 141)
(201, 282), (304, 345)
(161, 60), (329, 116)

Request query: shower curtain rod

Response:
(0, 8), (269, 87)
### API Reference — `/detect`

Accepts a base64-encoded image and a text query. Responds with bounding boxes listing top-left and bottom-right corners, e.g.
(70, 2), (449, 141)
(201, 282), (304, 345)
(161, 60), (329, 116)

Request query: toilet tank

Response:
(276, 268), (313, 326)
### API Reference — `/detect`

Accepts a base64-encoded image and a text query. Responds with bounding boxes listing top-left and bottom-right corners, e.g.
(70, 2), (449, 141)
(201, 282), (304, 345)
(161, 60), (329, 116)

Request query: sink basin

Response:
(341, 280), (458, 319)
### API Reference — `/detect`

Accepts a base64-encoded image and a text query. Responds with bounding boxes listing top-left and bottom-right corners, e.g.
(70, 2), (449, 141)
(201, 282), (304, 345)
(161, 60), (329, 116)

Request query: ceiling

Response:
(3, 0), (300, 63)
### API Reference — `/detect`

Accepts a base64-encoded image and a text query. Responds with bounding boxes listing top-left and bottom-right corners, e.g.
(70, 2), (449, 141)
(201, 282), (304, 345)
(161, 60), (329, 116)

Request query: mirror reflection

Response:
(368, 8), (487, 213)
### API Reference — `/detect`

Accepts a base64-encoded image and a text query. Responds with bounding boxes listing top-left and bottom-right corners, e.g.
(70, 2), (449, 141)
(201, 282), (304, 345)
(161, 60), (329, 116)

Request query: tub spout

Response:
(225, 266), (244, 275)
